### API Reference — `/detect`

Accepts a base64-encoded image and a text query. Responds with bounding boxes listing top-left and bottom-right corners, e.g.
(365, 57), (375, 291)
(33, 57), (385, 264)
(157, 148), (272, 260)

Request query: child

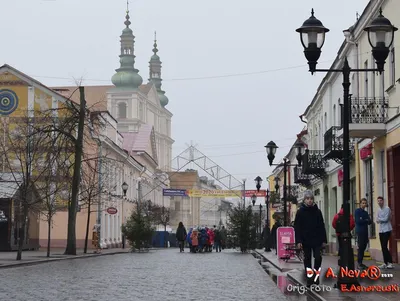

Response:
(191, 228), (199, 253)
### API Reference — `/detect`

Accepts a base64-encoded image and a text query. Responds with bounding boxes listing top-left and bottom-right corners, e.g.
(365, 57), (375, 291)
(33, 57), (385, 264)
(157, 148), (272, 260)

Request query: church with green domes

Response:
(53, 8), (174, 172)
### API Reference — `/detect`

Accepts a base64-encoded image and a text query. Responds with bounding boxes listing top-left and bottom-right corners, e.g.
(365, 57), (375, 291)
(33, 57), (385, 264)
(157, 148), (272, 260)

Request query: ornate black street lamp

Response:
(122, 182), (129, 196)
(251, 194), (257, 206)
(296, 8), (396, 289)
(254, 176), (263, 192)
(265, 140), (304, 226)
(274, 176), (280, 193)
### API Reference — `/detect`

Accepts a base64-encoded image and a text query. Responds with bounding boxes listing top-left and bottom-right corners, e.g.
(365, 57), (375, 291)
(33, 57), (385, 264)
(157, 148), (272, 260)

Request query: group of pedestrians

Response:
(293, 190), (394, 287)
(175, 222), (227, 253)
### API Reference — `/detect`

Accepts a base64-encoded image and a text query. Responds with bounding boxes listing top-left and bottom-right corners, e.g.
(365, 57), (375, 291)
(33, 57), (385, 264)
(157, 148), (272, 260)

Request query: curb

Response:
(254, 250), (327, 301)
(286, 271), (328, 301)
(0, 251), (128, 270)
(254, 250), (284, 272)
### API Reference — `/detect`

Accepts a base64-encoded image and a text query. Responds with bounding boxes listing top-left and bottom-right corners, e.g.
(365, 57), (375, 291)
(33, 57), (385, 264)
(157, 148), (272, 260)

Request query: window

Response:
(333, 104), (337, 126)
(364, 60), (368, 98)
(380, 72), (385, 97)
(351, 74), (356, 95)
(371, 53), (376, 97)
(324, 112), (327, 132)
(379, 150), (386, 199)
(319, 122), (323, 149)
(364, 158), (375, 237)
(139, 102), (144, 120)
(118, 102), (127, 119)
(175, 201), (180, 211)
(390, 47), (395, 86)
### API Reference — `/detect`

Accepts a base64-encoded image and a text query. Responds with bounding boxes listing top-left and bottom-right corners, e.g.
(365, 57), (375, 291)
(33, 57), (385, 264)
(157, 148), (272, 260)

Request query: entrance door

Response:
(387, 146), (399, 263)
(0, 199), (11, 251)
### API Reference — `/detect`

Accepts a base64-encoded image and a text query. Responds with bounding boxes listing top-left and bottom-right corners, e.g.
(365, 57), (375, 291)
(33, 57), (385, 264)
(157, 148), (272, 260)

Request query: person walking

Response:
(332, 204), (355, 267)
(270, 217), (281, 255)
(376, 196), (394, 269)
(214, 227), (222, 252)
(262, 223), (271, 252)
(354, 198), (371, 269)
(176, 222), (187, 252)
(294, 190), (327, 287)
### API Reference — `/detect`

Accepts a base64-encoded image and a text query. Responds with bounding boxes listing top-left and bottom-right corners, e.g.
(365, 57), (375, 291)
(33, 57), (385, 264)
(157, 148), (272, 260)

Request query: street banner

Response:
(162, 189), (188, 196)
(186, 189), (267, 198)
(244, 190), (267, 197)
(276, 226), (295, 260)
(187, 189), (242, 197)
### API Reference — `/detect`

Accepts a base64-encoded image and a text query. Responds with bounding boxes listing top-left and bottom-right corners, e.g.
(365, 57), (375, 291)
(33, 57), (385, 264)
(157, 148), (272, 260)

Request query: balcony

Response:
(324, 126), (356, 164)
(287, 185), (300, 204)
(349, 96), (388, 138)
(301, 149), (328, 179)
(293, 166), (311, 188)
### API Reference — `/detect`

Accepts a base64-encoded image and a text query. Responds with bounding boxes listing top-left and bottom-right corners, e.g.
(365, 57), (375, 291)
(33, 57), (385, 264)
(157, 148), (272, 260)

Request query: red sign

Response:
(106, 207), (118, 215)
(244, 190), (267, 197)
(360, 144), (372, 160)
(338, 169), (343, 187)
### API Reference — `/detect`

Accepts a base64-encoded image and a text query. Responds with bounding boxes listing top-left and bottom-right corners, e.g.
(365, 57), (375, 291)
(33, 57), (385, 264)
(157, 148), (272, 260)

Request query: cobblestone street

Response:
(0, 248), (291, 301)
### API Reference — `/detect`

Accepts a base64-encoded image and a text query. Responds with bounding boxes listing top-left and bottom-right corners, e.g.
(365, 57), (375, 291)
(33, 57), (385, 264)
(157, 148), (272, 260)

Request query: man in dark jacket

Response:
(176, 222), (187, 252)
(294, 190), (327, 287)
(262, 223), (271, 252)
(355, 198), (371, 269)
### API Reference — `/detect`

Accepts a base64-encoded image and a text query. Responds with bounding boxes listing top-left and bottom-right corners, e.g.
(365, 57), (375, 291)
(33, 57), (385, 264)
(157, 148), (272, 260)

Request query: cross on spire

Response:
(127, 0), (129, 13)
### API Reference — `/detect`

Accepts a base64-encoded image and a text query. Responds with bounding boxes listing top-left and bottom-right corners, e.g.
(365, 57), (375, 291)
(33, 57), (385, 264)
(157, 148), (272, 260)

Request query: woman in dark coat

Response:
(176, 222), (187, 252)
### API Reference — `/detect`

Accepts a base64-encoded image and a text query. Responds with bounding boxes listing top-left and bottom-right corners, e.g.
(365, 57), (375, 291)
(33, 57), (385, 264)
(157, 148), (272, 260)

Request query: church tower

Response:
(149, 33), (169, 107)
(111, 7), (143, 90)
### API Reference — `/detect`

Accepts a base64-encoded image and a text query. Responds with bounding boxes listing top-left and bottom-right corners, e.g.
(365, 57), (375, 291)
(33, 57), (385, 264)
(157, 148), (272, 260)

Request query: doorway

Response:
(387, 145), (400, 263)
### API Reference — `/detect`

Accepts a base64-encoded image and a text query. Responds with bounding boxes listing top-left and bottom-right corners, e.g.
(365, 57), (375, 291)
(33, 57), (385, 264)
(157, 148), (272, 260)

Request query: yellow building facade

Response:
(352, 0), (400, 263)
(0, 64), (77, 250)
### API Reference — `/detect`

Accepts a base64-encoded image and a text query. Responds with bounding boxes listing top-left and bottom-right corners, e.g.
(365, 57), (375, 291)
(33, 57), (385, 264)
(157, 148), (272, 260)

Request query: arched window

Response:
(333, 105), (336, 126)
(324, 112), (328, 132)
(118, 102), (127, 119)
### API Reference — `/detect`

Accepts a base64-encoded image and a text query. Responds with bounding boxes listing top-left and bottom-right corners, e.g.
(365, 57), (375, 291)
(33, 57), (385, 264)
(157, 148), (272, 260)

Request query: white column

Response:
(113, 214), (117, 246)
(107, 214), (111, 247)
(117, 214), (121, 244)
(101, 212), (107, 248)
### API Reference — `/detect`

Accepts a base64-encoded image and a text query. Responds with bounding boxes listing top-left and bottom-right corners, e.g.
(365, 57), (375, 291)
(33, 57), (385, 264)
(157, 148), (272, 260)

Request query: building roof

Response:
(121, 123), (158, 165)
(0, 173), (23, 199)
(51, 84), (154, 111)
(121, 124), (153, 152)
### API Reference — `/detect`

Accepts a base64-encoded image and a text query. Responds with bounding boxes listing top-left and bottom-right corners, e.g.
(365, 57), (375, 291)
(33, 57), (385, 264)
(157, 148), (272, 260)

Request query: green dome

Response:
(112, 70), (143, 89)
(122, 27), (133, 34)
(158, 90), (169, 107)
(151, 54), (160, 61)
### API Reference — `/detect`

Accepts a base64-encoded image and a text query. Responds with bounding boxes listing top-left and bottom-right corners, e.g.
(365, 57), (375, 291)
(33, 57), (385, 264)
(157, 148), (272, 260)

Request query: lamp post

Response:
(254, 176), (263, 192)
(242, 178), (246, 207)
(265, 189), (270, 229)
(265, 140), (304, 226)
(122, 182), (128, 197)
(296, 8), (397, 289)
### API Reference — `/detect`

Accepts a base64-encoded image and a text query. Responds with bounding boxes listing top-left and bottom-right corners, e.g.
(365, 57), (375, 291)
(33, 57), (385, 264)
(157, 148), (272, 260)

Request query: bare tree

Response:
(0, 115), (65, 260)
(37, 134), (74, 258)
(36, 87), (104, 255)
(147, 202), (171, 248)
(78, 154), (111, 254)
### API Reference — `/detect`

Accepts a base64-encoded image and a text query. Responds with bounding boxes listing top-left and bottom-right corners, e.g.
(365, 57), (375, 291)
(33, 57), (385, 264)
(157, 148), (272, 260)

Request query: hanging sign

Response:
(106, 207), (118, 215)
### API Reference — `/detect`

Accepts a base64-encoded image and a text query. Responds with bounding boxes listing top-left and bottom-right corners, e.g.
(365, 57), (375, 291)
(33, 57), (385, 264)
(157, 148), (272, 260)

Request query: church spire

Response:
(111, 1), (143, 90)
(149, 31), (169, 107)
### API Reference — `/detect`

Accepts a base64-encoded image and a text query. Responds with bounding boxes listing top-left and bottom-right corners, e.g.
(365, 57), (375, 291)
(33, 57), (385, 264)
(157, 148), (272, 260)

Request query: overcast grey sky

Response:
(2, 0), (369, 189)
